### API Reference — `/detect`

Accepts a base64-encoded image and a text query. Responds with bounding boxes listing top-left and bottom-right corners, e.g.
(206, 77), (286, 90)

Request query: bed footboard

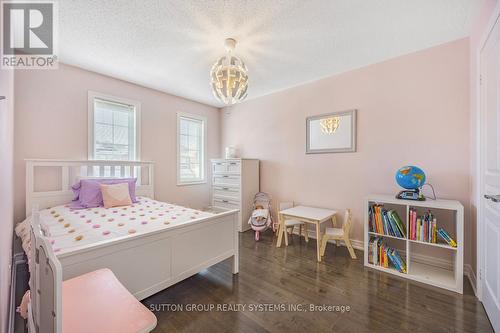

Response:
(57, 210), (239, 300)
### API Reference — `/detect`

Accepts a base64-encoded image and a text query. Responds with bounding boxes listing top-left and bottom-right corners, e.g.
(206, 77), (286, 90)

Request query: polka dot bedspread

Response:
(40, 197), (215, 254)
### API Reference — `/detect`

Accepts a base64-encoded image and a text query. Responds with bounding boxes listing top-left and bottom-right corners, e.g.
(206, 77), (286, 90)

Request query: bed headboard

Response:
(26, 159), (154, 216)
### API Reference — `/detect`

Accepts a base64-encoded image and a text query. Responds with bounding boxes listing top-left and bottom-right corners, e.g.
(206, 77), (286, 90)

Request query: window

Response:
(88, 92), (140, 160)
(177, 112), (206, 185)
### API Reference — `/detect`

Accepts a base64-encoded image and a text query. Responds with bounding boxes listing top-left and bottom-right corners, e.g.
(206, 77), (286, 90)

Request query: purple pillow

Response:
(71, 178), (137, 208)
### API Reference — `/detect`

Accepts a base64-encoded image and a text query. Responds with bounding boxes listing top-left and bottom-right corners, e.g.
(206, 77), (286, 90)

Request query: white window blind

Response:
(178, 114), (206, 184)
(93, 98), (137, 161)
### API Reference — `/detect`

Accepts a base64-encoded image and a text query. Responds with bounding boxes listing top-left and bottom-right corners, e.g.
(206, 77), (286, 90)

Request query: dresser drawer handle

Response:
(222, 175), (229, 178)
(230, 162), (237, 165)
(222, 200), (229, 203)
(222, 187), (229, 190)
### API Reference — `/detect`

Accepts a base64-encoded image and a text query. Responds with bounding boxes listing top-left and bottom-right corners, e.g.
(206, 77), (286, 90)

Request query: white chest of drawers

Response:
(211, 158), (260, 232)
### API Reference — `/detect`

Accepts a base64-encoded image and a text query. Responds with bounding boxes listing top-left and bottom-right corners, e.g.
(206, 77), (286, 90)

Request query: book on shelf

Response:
(368, 237), (407, 273)
(410, 208), (437, 243)
(368, 204), (406, 238)
(368, 205), (374, 232)
(408, 209), (456, 247)
(387, 249), (407, 274)
(389, 210), (406, 237)
(438, 228), (457, 247)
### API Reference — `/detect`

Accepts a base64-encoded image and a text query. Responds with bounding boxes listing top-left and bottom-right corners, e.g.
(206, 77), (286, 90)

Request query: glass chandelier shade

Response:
(210, 38), (248, 105)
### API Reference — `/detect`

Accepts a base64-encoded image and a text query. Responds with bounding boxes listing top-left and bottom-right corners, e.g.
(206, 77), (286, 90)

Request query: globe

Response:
(395, 166), (426, 190)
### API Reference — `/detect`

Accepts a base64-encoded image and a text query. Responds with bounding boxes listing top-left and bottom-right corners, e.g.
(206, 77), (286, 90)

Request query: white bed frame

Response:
(26, 159), (239, 300)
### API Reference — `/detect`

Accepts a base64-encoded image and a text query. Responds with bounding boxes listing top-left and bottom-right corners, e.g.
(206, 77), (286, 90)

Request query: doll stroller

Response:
(248, 192), (274, 241)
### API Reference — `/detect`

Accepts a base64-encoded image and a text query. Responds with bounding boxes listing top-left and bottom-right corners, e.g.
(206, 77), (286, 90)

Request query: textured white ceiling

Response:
(59, 0), (485, 107)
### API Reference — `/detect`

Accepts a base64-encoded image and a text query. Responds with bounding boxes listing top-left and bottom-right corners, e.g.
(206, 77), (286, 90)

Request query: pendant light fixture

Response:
(210, 38), (248, 105)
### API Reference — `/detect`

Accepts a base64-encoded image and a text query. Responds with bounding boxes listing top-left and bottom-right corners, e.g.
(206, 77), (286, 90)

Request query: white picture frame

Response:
(306, 109), (357, 154)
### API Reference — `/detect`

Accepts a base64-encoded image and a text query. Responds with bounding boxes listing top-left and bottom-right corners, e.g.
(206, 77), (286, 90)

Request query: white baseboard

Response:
(290, 228), (477, 295)
(464, 264), (477, 296)
(411, 251), (454, 271)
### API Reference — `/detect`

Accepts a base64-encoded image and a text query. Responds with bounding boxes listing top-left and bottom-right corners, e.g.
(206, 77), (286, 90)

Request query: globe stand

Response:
(396, 188), (425, 201)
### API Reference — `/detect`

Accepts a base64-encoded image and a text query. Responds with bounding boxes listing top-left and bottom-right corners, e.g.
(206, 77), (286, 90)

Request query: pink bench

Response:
(28, 215), (157, 333)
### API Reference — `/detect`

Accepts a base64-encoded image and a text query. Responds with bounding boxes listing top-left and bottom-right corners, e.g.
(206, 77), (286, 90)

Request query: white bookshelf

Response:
(364, 194), (464, 294)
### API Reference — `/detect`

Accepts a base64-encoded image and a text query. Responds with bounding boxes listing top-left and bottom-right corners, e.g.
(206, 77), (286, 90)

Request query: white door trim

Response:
(476, 1), (500, 302)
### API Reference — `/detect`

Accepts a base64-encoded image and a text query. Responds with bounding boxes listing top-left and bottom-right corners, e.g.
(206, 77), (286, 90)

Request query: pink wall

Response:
(469, 0), (498, 283)
(0, 69), (14, 333)
(14, 63), (220, 223)
(221, 39), (471, 262)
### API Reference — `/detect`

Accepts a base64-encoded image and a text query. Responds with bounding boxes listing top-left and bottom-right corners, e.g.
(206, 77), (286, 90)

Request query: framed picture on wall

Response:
(306, 109), (357, 154)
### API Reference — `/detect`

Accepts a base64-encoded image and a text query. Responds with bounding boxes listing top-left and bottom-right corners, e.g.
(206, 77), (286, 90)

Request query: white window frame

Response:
(177, 112), (207, 186)
(88, 91), (141, 161)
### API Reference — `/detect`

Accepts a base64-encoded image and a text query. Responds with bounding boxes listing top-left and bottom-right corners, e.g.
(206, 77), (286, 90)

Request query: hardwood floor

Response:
(142, 231), (493, 333)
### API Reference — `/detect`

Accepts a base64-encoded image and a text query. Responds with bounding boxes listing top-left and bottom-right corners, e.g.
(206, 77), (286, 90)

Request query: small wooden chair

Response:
(28, 214), (157, 333)
(320, 209), (357, 259)
(277, 202), (309, 246)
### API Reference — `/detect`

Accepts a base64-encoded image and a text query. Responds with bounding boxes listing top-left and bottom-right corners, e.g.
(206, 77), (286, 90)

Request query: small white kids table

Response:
(276, 205), (337, 262)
